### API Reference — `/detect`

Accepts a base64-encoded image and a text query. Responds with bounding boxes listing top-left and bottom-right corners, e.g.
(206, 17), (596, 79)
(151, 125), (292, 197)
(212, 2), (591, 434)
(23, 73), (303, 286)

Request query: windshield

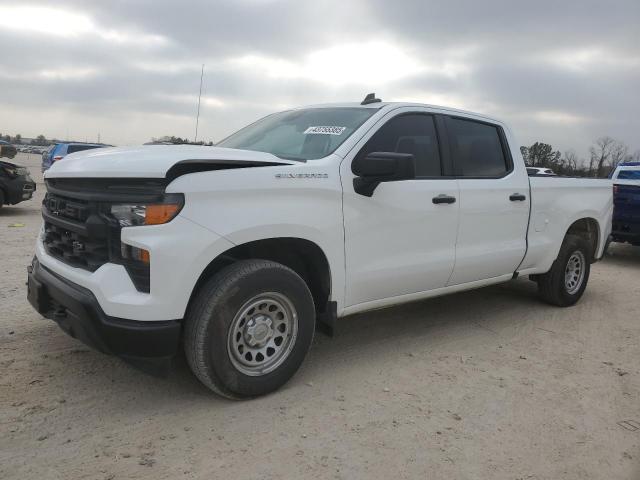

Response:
(217, 107), (378, 161)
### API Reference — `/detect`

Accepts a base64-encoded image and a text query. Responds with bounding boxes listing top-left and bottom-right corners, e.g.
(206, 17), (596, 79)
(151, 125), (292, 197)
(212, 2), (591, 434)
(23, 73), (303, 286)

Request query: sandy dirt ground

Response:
(1, 152), (639, 479)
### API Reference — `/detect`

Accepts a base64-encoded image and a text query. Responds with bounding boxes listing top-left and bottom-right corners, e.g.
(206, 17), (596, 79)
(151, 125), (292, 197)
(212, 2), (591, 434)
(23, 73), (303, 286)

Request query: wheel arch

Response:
(565, 217), (600, 262)
(188, 237), (332, 317)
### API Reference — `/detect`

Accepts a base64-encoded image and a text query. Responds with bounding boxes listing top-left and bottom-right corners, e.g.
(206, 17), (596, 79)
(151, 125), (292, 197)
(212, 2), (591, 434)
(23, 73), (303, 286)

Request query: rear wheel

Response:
(537, 234), (591, 307)
(184, 259), (315, 399)
(0, 189), (4, 208)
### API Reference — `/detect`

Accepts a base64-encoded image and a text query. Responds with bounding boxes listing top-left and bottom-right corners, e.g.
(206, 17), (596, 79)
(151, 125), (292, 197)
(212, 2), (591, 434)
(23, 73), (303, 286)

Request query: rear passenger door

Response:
(444, 116), (530, 285)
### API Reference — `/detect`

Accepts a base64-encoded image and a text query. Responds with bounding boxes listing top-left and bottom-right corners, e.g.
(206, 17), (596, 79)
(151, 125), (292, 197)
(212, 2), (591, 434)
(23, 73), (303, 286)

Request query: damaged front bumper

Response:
(26, 257), (181, 374)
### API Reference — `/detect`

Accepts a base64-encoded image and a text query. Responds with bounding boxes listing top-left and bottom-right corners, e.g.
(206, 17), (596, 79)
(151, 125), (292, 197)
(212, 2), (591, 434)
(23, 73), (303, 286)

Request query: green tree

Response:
(521, 142), (590, 176)
(524, 142), (561, 168)
(14, 134), (22, 144)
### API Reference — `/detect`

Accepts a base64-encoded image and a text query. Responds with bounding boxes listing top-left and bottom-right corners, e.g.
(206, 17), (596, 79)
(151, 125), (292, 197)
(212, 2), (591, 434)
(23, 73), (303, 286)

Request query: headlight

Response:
(110, 194), (184, 227)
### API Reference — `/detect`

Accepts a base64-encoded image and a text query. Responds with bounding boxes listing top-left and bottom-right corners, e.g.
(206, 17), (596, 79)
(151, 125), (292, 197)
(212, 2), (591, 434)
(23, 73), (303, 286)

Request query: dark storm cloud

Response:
(0, 0), (638, 156)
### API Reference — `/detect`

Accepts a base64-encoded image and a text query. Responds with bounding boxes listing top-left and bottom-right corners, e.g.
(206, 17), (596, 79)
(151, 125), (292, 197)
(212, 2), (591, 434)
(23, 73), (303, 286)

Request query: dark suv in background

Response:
(42, 142), (110, 172)
(0, 159), (36, 208)
(0, 140), (17, 160)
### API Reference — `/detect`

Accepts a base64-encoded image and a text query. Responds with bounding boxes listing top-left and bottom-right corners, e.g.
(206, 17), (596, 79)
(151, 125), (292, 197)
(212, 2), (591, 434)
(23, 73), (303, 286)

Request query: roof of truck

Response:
(297, 101), (503, 125)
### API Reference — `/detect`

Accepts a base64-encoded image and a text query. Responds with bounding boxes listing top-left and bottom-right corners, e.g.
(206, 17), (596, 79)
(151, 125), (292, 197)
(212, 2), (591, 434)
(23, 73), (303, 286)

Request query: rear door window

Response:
(357, 113), (442, 177)
(446, 117), (510, 177)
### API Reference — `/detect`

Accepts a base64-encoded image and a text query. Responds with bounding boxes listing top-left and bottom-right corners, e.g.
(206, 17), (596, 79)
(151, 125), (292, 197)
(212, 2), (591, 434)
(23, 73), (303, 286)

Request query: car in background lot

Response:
(19, 146), (45, 154)
(527, 167), (556, 176)
(610, 162), (640, 246)
(0, 140), (18, 159)
(41, 145), (54, 164)
(0, 159), (36, 208)
(42, 142), (110, 171)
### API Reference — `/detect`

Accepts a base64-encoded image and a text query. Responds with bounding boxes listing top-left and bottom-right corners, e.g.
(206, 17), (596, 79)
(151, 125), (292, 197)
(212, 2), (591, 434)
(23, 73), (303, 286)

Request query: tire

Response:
(0, 189), (4, 209)
(537, 234), (591, 307)
(184, 259), (315, 399)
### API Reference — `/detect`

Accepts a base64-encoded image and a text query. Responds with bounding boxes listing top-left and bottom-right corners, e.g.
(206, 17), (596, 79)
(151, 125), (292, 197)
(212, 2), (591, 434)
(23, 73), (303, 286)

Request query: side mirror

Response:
(351, 152), (415, 196)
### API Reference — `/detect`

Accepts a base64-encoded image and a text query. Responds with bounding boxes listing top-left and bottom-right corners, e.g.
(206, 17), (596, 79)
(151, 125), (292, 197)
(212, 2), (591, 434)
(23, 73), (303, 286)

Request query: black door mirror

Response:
(351, 152), (415, 196)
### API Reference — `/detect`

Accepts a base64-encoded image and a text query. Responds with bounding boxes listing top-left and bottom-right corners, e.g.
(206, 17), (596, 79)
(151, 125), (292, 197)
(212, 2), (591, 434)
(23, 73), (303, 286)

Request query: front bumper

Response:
(35, 213), (234, 321)
(27, 257), (181, 365)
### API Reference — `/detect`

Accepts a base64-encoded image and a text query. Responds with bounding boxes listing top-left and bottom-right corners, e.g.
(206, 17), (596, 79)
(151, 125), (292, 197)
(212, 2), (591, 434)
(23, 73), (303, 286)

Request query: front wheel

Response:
(184, 259), (315, 399)
(537, 234), (591, 307)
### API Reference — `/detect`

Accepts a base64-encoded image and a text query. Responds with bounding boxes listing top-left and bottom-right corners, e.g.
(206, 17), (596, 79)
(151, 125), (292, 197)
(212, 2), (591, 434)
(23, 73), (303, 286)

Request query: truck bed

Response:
(518, 177), (613, 274)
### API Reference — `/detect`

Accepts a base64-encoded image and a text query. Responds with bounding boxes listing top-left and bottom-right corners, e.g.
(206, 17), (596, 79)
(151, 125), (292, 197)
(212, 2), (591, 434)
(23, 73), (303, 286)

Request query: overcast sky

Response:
(1, 1), (638, 159)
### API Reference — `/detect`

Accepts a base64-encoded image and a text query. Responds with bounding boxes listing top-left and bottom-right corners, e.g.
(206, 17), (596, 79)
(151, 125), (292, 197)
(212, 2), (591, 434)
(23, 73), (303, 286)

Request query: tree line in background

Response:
(1, 133), (215, 147)
(1, 133), (51, 146)
(521, 137), (639, 178)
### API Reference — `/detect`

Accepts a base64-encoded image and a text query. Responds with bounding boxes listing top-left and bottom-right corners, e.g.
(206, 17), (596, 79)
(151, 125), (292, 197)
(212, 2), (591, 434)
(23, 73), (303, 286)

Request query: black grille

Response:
(43, 221), (109, 271)
(41, 179), (161, 293)
(42, 193), (112, 272)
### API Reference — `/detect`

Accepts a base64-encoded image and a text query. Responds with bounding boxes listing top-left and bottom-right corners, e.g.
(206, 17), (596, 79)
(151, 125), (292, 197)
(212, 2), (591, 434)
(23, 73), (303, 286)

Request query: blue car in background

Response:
(610, 162), (640, 246)
(42, 142), (110, 172)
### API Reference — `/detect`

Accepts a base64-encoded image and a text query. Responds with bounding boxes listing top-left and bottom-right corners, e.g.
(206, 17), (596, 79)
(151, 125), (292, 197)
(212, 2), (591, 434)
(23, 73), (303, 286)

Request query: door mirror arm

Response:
(351, 152), (416, 197)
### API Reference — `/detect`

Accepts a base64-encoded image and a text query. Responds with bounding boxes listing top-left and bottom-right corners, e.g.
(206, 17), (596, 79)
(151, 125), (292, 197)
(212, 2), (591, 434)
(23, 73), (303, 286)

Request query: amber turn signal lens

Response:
(139, 249), (150, 264)
(145, 204), (180, 225)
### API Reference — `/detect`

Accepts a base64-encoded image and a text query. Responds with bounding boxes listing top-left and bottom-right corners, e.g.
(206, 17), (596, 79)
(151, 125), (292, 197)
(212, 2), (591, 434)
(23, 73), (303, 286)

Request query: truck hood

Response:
(45, 145), (296, 179)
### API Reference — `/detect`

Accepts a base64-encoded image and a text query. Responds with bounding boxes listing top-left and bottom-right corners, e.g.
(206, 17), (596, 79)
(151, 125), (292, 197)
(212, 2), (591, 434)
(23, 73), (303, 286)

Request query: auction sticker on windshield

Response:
(303, 126), (346, 135)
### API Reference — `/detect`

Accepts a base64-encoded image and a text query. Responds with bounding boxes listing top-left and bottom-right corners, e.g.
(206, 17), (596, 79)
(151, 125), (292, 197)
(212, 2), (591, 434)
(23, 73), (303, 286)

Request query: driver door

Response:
(341, 109), (460, 307)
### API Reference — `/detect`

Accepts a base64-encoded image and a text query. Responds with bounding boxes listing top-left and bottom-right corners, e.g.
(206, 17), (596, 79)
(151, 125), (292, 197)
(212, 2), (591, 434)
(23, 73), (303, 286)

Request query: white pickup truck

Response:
(28, 95), (612, 398)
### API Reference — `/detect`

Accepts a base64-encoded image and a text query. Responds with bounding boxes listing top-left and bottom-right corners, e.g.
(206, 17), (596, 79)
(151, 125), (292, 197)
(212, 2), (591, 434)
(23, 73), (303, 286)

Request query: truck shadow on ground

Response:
(602, 243), (640, 267)
(0, 206), (36, 217)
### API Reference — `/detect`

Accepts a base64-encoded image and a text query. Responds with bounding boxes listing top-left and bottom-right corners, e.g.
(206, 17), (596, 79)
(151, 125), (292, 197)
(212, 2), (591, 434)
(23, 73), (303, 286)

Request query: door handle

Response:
(509, 193), (526, 201)
(432, 194), (456, 205)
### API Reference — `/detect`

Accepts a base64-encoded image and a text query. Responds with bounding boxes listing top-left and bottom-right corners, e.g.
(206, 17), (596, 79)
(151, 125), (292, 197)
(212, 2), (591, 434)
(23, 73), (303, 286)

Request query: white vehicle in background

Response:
(28, 94), (612, 399)
(527, 167), (556, 176)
